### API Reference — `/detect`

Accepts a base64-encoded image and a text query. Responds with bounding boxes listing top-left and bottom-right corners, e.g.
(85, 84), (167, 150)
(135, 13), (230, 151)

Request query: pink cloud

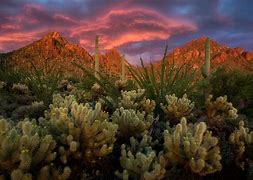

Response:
(0, 4), (197, 57)
(0, 24), (22, 30)
(72, 8), (197, 51)
(0, 30), (48, 53)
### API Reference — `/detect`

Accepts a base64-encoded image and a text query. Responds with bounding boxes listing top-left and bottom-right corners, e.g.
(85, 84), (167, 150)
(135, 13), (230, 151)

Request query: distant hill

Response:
(0, 32), (128, 76)
(156, 37), (253, 72)
(1, 33), (252, 77)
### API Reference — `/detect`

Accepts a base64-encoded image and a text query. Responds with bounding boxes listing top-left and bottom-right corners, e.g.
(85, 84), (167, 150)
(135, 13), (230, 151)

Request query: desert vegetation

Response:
(0, 38), (253, 180)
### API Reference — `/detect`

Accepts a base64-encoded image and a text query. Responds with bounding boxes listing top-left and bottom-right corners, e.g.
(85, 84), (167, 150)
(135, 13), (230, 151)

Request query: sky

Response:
(0, 0), (253, 64)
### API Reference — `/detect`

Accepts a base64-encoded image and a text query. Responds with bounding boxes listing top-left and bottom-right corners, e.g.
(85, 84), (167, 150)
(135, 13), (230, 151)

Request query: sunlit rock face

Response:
(153, 37), (253, 72)
(1, 34), (253, 76)
(0, 32), (128, 76)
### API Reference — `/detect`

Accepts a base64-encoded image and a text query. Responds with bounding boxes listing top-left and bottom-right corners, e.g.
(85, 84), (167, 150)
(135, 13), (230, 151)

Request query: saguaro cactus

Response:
(201, 38), (211, 98)
(94, 35), (100, 79)
(202, 37), (211, 78)
(121, 54), (126, 81)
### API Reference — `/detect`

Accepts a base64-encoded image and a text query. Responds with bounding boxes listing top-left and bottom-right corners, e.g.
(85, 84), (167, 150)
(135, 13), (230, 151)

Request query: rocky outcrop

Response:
(161, 37), (253, 72)
(0, 32), (94, 74)
(242, 52), (253, 61)
(0, 32), (128, 76)
(1, 34), (252, 75)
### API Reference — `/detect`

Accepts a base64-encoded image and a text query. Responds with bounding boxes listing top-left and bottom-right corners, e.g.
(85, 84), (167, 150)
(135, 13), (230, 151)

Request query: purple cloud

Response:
(0, 0), (252, 63)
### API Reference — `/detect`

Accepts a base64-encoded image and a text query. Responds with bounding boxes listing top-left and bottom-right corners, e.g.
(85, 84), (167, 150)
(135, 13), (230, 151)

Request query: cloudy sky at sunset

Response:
(0, 0), (253, 63)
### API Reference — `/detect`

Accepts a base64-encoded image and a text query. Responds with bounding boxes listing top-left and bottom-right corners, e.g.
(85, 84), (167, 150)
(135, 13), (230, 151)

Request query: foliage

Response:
(0, 69), (27, 85)
(128, 46), (196, 116)
(112, 107), (154, 138)
(229, 120), (253, 169)
(208, 67), (253, 117)
(115, 135), (166, 180)
(39, 94), (118, 167)
(72, 61), (136, 112)
(161, 94), (194, 124)
(0, 82), (45, 121)
(0, 118), (69, 179)
(0, 63), (61, 106)
(163, 118), (222, 176)
(24, 62), (62, 106)
(205, 95), (238, 127)
(0, 46), (253, 179)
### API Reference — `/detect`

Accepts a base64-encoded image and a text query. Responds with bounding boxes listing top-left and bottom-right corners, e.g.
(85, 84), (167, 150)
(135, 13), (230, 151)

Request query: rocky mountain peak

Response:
(165, 36), (253, 71)
(40, 32), (68, 47)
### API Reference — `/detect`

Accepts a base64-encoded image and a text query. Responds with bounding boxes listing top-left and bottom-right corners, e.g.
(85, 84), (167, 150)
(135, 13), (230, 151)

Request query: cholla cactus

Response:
(206, 95), (238, 127)
(11, 169), (32, 180)
(112, 107), (154, 138)
(140, 97), (156, 114)
(0, 81), (6, 89)
(12, 83), (29, 94)
(0, 118), (57, 179)
(71, 102), (117, 163)
(41, 102), (82, 165)
(115, 80), (128, 91)
(37, 165), (71, 180)
(118, 89), (156, 114)
(11, 165), (72, 180)
(115, 135), (166, 180)
(40, 94), (118, 165)
(58, 79), (75, 92)
(229, 121), (253, 169)
(160, 94), (194, 124)
(119, 89), (146, 109)
(49, 94), (76, 109)
(91, 83), (104, 94)
(163, 118), (222, 176)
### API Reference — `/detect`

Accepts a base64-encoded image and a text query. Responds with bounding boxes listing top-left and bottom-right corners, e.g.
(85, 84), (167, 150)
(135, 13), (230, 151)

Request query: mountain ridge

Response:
(1, 32), (253, 74)
(157, 36), (253, 71)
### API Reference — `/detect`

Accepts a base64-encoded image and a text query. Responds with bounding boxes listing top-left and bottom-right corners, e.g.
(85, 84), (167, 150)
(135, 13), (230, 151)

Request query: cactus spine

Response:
(203, 37), (211, 78)
(94, 35), (100, 79)
(121, 55), (126, 81)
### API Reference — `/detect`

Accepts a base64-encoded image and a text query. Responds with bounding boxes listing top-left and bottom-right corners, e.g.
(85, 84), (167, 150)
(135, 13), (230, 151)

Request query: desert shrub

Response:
(72, 61), (138, 113)
(208, 68), (253, 119)
(39, 94), (118, 168)
(0, 68), (28, 85)
(128, 46), (196, 118)
(0, 91), (252, 179)
(0, 118), (68, 179)
(0, 63), (61, 106)
(1, 46), (253, 179)
(0, 82), (46, 121)
(24, 64), (62, 106)
(163, 118), (222, 176)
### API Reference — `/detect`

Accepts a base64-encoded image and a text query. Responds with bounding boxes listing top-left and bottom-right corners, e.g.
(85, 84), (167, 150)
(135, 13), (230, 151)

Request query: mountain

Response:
(0, 32), (130, 76)
(159, 37), (253, 71)
(1, 33), (252, 77)
(0, 32), (94, 74)
(100, 49), (131, 77)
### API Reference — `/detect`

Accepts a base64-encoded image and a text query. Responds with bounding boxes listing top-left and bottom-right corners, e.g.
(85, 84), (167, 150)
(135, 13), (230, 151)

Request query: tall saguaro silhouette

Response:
(204, 37), (211, 78)
(121, 54), (126, 81)
(94, 35), (100, 79)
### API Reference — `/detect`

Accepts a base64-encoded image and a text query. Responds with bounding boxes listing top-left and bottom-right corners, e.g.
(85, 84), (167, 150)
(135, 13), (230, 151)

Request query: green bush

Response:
(128, 46), (196, 119)
(209, 67), (253, 117)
